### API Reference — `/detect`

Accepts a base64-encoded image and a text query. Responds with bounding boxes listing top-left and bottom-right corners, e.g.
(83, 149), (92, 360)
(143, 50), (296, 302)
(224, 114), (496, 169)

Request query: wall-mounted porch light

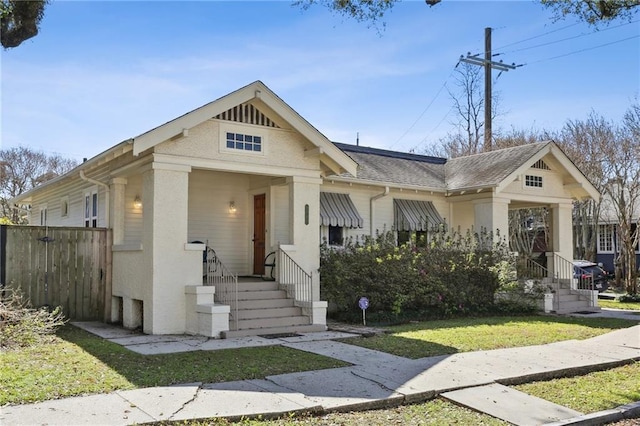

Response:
(134, 195), (142, 209)
(229, 201), (236, 213)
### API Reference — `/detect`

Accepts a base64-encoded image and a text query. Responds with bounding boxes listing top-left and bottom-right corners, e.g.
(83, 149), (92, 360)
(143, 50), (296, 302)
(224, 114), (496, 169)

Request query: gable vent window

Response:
(532, 159), (550, 170)
(525, 175), (543, 188)
(225, 132), (262, 152)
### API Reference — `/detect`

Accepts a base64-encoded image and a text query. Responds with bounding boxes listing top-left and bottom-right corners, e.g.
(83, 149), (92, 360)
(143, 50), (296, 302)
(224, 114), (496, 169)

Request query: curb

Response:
(545, 400), (640, 425)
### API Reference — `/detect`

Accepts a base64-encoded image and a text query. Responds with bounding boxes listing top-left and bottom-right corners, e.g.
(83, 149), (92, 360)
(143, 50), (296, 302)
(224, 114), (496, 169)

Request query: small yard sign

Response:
(358, 296), (369, 326)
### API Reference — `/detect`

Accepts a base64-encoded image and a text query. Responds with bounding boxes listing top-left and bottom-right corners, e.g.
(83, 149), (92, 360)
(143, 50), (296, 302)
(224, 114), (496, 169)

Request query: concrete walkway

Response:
(1, 316), (639, 426)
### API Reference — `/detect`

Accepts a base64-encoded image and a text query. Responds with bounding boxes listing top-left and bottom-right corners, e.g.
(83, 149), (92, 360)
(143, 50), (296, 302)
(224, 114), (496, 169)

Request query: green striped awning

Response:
(320, 192), (363, 228)
(394, 199), (444, 231)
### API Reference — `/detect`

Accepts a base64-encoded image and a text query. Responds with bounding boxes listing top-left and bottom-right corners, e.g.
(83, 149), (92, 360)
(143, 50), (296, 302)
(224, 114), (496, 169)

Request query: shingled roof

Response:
(334, 143), (447, 190)
(333, 141), (556, 193)
(445, 142), (552, 191)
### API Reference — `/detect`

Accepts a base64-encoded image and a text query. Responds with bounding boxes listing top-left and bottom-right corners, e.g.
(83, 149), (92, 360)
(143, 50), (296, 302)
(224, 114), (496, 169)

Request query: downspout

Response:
(370, 186), (389, 236)
(79, 170), (110, 228)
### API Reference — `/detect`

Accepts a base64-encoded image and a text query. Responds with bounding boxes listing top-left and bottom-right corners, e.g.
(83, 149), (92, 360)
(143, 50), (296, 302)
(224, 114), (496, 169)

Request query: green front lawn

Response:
(599, 299), (640, 311)
(2, 315), (637, 408)
(0, 325), (347, 405)
(339, 316), (637, 358)
(515, 361), (640, 413)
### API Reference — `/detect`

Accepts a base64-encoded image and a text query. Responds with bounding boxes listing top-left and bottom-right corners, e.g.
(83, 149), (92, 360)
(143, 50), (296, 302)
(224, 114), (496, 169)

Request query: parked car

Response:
(572, 260), (609, 292)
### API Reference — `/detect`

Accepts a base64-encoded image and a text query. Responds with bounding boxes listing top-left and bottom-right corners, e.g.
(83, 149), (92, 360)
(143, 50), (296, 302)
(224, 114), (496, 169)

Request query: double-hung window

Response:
(84, 189), (98, 227)
(40, 205), (48, 226)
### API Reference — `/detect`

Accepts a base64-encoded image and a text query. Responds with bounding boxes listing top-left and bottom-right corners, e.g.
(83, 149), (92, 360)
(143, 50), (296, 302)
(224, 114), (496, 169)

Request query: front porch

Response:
(111, 165), (330, 336)
(185, 245), (327, 338)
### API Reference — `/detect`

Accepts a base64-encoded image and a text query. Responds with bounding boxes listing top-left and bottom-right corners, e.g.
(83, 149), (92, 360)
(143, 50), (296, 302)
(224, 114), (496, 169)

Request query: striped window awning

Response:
(394, 199), (444, 231)
(320, 192), (363, 228)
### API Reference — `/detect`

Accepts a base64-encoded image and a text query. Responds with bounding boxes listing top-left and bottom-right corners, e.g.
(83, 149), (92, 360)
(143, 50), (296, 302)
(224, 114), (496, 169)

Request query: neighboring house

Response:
(595, 191), (640, 273)
(11, 81), (599, 337)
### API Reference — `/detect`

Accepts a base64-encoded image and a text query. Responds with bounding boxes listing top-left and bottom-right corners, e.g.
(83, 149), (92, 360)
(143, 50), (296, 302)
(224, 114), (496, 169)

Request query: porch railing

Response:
(552, 253), (596, 309)
(205, 247), (238, 331)
(515, 256), (558, 311)
(516, 257), (547, 280)
(277, 247), (313, 310)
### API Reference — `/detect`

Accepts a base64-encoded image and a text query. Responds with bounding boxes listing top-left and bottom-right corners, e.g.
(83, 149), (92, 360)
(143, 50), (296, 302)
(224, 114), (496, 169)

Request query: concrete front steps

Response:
(553, 283), (600, 314)
(221, 278), (325, 338)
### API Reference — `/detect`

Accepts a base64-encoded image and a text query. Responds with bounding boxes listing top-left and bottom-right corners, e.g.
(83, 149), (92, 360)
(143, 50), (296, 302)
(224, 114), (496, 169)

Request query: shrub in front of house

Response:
(320, 228), (523, 323)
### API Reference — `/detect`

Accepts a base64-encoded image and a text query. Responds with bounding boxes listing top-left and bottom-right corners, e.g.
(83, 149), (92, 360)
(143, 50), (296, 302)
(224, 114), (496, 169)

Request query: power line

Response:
(411, 105), (454, 152)
(522, 34), (639, 66)
(493, 22), (582, 51)
(493, 19), (640, 57)
(388, 64), (458, 149)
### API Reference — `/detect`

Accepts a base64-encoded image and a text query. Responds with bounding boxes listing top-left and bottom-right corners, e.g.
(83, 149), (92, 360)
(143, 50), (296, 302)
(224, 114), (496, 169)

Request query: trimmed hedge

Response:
(320, 229), (526, 323)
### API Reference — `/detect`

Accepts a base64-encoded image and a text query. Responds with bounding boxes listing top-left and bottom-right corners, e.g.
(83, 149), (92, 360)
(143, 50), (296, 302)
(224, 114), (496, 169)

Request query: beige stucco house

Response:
(12, 81), (599, 337)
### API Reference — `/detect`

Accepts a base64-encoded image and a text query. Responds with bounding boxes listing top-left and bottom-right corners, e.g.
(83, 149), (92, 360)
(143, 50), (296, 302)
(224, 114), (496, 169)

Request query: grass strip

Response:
(338, 315), (637, 358)
(599, 300), (640, 311)
(0, 325), (347, 405)
(167, 399), (508, 425)
(514, 361), (640, 413)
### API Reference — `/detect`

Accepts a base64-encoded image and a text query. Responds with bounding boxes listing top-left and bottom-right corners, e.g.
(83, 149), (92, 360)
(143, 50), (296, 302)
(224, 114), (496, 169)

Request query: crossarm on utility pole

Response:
(459, 27), (517, 152)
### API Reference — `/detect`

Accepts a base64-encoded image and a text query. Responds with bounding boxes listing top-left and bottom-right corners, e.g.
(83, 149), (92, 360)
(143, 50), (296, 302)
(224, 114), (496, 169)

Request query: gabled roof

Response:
(333, 140), (599, 201)
(445, 142), (551, 191)
(446, 141), (599, 200)
(132, 80), (357, 176)
(334, 143), (446, 190)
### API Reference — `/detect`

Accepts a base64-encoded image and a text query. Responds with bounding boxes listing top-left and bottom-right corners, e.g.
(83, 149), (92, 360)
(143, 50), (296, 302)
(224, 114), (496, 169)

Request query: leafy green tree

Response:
(296, 0), (638, 27)
(540, 0), (640, 25)
(1, 0), (48, 49)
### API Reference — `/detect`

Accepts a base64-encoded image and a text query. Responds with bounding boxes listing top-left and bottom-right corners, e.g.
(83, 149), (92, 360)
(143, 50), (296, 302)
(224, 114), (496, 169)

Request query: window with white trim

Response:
(60, 196), (69, 217)
(40, 205), (48, 226)
(597, 224), (615, 253)
(84, 189), (98, 227)
(220, 124), (266, 156)
(525, 175), (543, 188)
(225, 132), (262, 152)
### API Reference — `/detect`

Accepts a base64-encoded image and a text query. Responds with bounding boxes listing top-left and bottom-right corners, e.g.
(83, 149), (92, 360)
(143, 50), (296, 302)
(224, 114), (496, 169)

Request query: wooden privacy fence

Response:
(0, 225), (112, 321)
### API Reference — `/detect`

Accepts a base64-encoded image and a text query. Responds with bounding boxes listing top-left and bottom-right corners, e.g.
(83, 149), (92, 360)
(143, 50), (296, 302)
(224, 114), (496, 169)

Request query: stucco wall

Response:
(154, 120), (319, 172)
(502, 168), (569, 201)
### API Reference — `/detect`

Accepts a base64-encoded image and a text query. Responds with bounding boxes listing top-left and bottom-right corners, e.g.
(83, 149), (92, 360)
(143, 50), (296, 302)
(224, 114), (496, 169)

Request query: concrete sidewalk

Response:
(1, 322), (639, 425)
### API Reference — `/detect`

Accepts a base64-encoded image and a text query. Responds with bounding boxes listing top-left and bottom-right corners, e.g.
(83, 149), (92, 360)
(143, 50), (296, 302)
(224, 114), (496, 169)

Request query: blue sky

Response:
(1, 1), (639, 162)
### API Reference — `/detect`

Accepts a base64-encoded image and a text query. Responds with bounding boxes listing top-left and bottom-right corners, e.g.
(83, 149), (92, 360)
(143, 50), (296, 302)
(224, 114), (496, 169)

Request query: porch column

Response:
(142, 162), (202, 334)
(550, 202), (574, 261)
(473, 197), (510, 244)
(287, 176), (322, 300)
(109, 178), (127, 245)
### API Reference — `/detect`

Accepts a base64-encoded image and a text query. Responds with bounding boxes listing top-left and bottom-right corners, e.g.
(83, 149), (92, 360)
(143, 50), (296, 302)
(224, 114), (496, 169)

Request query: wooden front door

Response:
(253, 194), (266, 275)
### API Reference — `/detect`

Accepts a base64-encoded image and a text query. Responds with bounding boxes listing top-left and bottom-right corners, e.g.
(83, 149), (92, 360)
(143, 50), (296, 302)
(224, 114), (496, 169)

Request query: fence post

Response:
(103, 229), (113, 322)
(0, 224), (6, 291)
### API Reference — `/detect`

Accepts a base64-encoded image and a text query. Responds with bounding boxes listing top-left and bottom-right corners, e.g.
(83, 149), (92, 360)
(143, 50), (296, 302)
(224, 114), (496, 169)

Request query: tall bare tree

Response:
(435, 63), (504, 158)
(0, 147), (77, 223)
(555, 112), (611, 262)
(599, 104), (640, 294)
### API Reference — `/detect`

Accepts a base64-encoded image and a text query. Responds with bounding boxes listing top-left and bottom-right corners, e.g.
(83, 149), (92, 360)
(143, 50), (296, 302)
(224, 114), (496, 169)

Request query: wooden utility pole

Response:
(460, 27), (516, 151)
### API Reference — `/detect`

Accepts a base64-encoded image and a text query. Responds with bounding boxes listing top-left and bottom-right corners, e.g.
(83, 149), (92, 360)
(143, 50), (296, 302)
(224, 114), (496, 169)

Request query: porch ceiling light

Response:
(229, 201), (236, 213)
(134, 195), (142, 209)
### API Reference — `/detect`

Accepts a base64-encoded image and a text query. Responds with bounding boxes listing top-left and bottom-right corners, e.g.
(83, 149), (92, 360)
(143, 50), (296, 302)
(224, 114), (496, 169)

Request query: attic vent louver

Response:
(532, 159), (550, 170)
(214, 103), (279, 128)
